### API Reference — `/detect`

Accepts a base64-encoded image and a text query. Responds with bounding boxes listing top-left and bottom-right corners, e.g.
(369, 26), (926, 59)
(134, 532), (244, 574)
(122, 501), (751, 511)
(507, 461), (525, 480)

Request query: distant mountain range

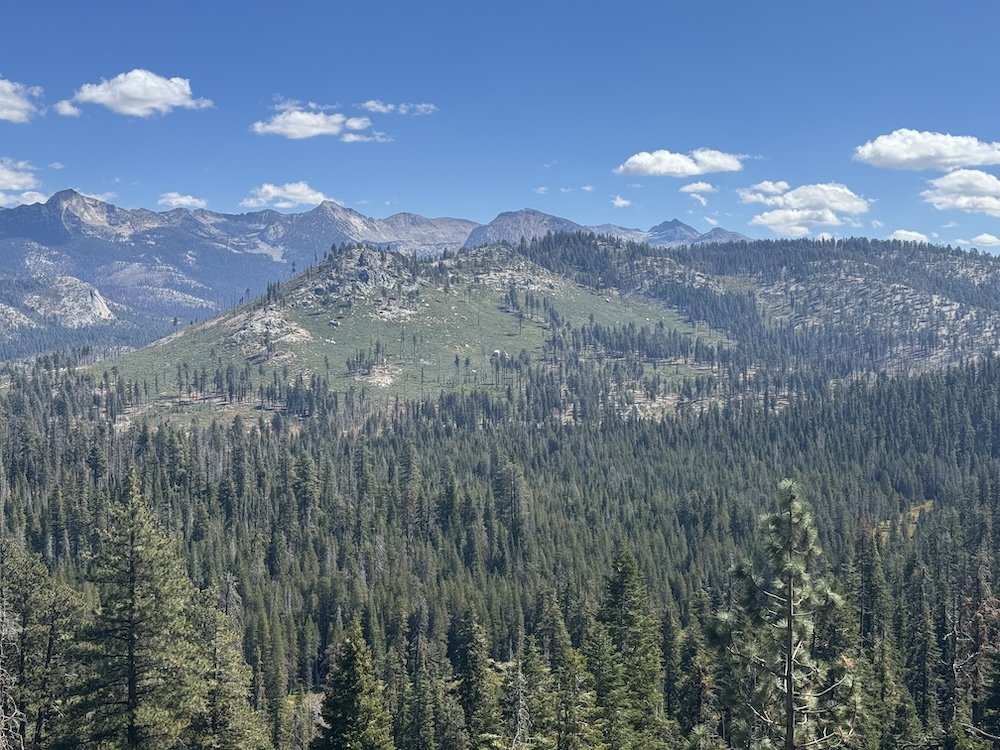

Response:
(0, 190), (746, 358)
(463, 209), (746, 249)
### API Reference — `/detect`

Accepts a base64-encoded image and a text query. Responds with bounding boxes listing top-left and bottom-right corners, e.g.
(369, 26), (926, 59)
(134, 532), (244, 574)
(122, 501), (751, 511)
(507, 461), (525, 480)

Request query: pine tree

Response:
(582, 617), (630, 750)
(725, 480), (858, 749)
(312, 621), (395, 750)
(186, 589), (272, 749)
(0, 541), (24, 750)
(73, 476), (204, 750)
(454, 615), (503, 750)
(598, 549), (669, 749)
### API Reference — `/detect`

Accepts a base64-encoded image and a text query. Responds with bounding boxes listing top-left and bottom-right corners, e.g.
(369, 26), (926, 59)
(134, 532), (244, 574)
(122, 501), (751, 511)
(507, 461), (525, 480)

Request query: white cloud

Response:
(0, 76), (42, 123)
(816, 232), (835, 241)
(704, 216), (719, 226)
(942, 220), (958, 228)
(400, 103), (437, 115)
(158, 191), (207, 209)
(48, 162), (65, 170)
(0, 190), (46, 207)
(533, 186), (549, 195)
(54, 99), (81, 117)
(681, 182), (717, 207)
(615, 147), (743, 177)
(611, 195), (631, 208)
(0, 158), (39, 191)
(360, 99), (394, 114)
(581, 185), (595, 192)
(871, 219), (884, 229)
(679, 181), (717, 194)
(559, 187), (574, 193)
(70, 69), (212, 117)
(253, 109), (348, 139)
(252, 102), (383, 141)
(920, 169), (1000, 217)
(345, 117), (371, 130)
(971, 232), (1000, 246)
(741, 180), (869, 237)
(855, 129), (1000, 171)
(888, 229), (930, 243)
(240, 181), (333, 210)
(748, 180), (789, 195)
(340, 131), (392, 143)
(360, 100), (437, 116)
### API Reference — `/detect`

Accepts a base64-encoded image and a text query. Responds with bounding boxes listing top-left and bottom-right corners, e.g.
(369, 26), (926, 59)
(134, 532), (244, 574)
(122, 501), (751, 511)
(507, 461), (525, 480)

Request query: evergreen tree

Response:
(72, 476), (204, 749)
(454, 615), (503, 750)
(598, 549), (669, 749)
(724, 480), (858, 749)
(0, 541), (24, 750)
(186, 590), (272, 749)
(312, 621), (395, 750)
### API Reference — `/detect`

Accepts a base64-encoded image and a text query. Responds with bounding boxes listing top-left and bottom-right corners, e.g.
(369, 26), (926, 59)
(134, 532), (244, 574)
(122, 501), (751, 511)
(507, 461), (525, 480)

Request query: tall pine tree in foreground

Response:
(313, 621), (395, 750)
(716, 480), (859, 749)
(70, 477), (204, 750)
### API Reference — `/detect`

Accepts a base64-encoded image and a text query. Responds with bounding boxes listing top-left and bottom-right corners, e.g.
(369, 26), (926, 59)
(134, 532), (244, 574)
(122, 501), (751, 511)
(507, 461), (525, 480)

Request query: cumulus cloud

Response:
(252, 101), (385, 141)
(69, 69), (212, 117)
(158, 192), (207, 209)
(54, 99), (81, 117)
(748, 180), (789, 195)
(971, 232), (1000, 246)
(0, 190), (46, 207)
(615, 147), (743, 177)
(533, 186), (549, 195)
(888, 229), (930, 243)
(611, 195), (631, 208)
(340, 131), (392, 143)
(740, 180), (869, 237)
(581, 185), (595, 192)
(240, 181), (333, 210)
(680, 181), (717, 206)
(0, 159), (47, 206)
(0, 157), (40, 191)
(855, 129), (1000, 171)
(359, 100), (437, 115)
(680, 181), (717, 194)
(0, 76), (43, 123)
(920, 169), (1000, 217)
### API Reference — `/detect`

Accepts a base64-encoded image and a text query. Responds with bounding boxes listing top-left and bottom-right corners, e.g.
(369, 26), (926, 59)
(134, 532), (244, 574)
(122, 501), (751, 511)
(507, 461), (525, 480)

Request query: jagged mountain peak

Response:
(46, 188), (86, 206)
(464, 208), (584, 249)
(648, 218), (697, 233)
(467, 210), (745, 249)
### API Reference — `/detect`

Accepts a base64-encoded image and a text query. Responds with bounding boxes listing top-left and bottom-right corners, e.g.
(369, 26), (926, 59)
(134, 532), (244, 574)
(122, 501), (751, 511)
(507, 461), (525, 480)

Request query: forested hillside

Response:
(3, 236), (1000, 747)
(91, 234), (1000, 428)
(1, 303), (1000, 746)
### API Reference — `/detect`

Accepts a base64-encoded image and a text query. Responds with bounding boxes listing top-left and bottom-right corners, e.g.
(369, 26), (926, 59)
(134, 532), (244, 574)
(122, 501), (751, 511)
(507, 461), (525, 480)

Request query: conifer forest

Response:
(2, 235), (1000, 750)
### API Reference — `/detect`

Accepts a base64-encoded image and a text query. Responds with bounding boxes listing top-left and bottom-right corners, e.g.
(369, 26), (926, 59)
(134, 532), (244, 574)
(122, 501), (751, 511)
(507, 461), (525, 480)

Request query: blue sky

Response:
(2, 0), (1000, 247)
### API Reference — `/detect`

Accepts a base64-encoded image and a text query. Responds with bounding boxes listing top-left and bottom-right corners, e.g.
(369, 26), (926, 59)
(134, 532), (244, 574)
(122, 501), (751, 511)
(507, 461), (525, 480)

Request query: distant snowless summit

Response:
(464, 209), (747, 249)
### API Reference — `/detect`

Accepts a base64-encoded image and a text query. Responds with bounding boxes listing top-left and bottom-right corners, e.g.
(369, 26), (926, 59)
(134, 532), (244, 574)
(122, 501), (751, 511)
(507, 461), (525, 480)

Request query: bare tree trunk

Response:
(785, 570), (794, 750)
